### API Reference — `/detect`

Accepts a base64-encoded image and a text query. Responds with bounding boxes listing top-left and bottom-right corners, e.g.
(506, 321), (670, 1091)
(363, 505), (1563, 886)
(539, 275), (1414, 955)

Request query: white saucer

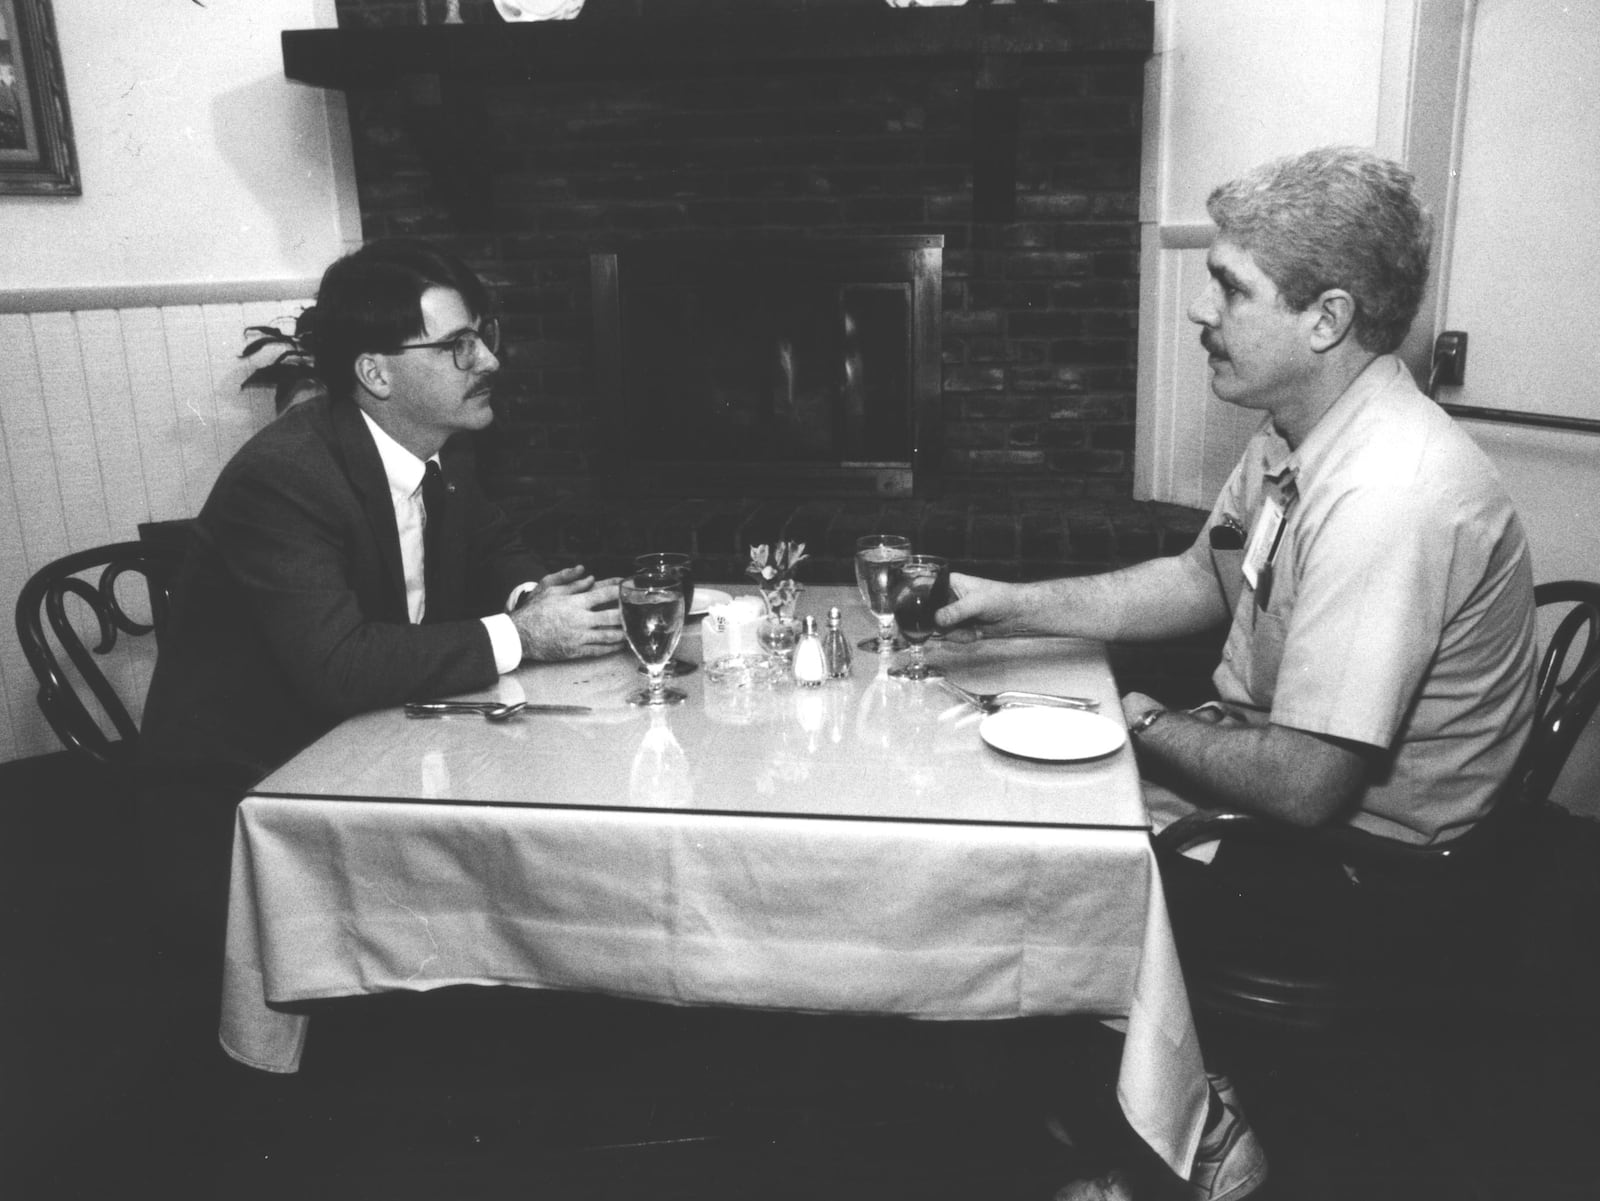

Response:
(979, 706), (1127, 762)
(689, 588), (733, 617)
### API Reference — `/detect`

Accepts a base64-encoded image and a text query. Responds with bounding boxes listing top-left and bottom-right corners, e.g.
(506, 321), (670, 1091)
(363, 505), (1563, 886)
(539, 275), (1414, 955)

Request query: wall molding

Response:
(0, 280), (320, 315)
(1157, 222), (1216, 251)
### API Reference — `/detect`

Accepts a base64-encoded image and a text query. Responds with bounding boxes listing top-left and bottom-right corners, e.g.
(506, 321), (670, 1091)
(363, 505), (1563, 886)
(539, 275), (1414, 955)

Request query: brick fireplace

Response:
(313, 0), (1208, 667)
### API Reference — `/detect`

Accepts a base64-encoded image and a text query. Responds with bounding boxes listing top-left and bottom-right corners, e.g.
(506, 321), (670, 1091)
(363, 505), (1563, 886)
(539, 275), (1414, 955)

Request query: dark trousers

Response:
(136, 766), (251, 1028)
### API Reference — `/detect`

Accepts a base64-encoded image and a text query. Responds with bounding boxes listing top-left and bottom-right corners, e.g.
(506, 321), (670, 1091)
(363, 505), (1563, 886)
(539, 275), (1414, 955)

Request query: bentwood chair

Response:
(15, 536), (187, 765)
(1154, 580), (1600, 1031)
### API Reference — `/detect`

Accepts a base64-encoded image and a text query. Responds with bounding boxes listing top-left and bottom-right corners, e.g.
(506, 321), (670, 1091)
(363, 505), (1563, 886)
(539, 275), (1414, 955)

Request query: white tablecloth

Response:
(220, 795), (1206, 1176)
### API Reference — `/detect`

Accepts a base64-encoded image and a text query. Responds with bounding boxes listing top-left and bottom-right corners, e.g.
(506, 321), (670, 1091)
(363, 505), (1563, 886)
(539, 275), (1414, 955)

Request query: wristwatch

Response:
(1128, 706), (1167, 736)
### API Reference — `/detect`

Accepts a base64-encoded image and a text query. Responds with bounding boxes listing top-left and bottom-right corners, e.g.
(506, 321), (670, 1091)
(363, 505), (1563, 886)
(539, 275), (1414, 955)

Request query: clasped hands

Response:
(511, 565), (626, 662)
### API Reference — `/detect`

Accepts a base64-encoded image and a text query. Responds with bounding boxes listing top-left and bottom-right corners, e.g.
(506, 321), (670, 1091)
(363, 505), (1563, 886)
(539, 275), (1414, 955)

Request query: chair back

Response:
(1156, 579), (1600, 1033)
(1518, 581), (1600, 808)
(15, 541), (185, 764)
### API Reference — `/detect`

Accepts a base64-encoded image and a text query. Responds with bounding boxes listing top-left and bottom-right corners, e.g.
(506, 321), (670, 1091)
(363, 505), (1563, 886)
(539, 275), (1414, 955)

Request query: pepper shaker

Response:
(792, 614), (826, 687)
(821, 605), (853, 679)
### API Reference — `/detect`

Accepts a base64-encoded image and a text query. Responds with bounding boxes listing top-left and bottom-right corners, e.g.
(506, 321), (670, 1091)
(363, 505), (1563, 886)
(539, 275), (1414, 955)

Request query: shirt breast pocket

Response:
(1246, 604), (1289, 705)
(1210, 546), (1247, 619)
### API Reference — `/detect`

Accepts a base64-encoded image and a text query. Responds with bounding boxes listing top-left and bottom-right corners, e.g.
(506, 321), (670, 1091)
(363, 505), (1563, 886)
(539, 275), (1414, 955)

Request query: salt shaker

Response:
(792, 614), (826, 687)
(821, 605), (853, 680)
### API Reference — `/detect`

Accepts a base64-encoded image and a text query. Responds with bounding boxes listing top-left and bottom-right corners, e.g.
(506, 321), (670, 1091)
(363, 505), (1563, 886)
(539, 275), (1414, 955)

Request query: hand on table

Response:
(512, 566), (625, 662)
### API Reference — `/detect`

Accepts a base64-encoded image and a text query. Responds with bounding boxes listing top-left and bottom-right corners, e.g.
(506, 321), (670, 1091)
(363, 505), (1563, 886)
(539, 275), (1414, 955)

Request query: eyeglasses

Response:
(392, 316), (501, 371)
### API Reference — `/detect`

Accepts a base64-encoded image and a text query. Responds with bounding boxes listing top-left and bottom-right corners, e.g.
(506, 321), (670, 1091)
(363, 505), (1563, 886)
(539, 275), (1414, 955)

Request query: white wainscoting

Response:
(0, 289), (312, 763)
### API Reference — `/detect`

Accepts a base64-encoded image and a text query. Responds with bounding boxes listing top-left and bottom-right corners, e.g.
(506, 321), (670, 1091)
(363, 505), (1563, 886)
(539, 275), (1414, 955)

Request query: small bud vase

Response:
(760, 579), (801, 621)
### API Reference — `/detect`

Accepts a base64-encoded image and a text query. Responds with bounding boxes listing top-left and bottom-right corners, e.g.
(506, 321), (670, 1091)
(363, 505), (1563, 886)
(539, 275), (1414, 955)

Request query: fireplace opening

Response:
(592, 236), (943, 498)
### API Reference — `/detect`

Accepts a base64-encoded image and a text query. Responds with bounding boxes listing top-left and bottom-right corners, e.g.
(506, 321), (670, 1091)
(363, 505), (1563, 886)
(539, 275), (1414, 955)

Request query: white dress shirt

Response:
(359, 410), (526, 673)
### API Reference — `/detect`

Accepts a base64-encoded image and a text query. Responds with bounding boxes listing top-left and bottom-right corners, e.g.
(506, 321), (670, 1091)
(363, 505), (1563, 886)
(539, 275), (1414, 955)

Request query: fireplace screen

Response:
(592, 237), (942, 497)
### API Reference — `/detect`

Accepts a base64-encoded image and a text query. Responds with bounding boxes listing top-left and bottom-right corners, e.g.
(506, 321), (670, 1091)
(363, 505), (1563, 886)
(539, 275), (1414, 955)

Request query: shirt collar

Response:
(1252, 354), (1405, 496)
(358, 407), (437, 499)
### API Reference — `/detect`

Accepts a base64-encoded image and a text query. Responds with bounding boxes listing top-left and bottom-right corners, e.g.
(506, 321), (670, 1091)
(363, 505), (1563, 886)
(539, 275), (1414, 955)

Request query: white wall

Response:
(1443, 0), (1600, 589)
(1139, 0), (1600, 815)
(1, 0), (352, 761)
(1150, 1), (1388, 228)
(1137, 0), (1402, 509)
(1139, 0), (1600, 588)
(1, 0), (355, 289)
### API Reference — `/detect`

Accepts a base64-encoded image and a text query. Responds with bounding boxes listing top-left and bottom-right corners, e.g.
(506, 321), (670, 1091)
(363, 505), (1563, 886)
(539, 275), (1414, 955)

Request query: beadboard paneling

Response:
(0, 296), (305, 762)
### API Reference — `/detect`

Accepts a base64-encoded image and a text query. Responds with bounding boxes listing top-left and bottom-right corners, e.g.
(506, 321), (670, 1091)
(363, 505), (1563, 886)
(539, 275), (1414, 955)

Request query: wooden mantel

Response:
(281, 4), (1152, 90)
(283, 4), (1151, 224)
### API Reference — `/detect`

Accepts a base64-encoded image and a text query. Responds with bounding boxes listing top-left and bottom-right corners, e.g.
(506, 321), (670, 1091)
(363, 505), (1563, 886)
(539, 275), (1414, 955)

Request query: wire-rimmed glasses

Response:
(392, 315), (501, 371)
(854, 534), (911, 653)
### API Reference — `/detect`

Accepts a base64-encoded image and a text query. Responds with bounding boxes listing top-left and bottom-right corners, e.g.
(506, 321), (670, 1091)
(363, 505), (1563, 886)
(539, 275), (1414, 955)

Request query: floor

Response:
(4, 751), (1599, 1201)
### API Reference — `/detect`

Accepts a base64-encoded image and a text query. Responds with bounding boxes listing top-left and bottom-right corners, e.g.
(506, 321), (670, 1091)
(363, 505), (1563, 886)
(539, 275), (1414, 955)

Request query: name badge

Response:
(1241, 495), (1288, 597)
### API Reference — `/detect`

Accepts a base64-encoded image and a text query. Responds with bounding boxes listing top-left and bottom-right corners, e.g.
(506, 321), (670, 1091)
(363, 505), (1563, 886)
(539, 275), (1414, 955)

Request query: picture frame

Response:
(0, 0), (79, 196)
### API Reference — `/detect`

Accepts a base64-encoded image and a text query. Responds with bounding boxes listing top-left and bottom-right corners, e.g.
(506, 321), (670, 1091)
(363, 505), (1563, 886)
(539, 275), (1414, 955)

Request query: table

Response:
(219, 585), (1207, 1176)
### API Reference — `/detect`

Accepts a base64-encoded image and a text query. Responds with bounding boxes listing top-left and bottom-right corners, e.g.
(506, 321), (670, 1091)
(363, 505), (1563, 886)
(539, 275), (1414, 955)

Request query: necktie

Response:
(421, 460), (446, 622)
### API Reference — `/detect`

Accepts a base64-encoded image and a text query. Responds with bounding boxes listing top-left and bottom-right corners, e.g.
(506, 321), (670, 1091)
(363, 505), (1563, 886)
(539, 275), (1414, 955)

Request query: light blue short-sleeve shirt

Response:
(1182, 356), (1537, 845)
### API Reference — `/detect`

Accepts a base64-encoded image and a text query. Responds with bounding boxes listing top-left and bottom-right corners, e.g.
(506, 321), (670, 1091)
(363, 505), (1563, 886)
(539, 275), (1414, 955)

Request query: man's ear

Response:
(353, 352), (390, 400)
(1308, 289), (1357, 353)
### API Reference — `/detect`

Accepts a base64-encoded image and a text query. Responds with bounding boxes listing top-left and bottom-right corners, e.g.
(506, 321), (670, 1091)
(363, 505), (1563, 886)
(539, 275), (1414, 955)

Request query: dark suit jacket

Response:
(141, 394), (543, 779)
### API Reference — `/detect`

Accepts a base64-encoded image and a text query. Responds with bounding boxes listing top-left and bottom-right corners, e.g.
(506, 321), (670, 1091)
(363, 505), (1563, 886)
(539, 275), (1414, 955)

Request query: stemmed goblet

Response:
(633, 552), (694, 676)
(854, 534), (911, 653)
(888, 554), (951, 682)
(621, 571), (688, 706)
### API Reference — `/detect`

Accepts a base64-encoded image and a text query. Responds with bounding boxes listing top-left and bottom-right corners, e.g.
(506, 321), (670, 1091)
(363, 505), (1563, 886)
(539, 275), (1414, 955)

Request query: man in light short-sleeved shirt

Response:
(937, 149), (1536, 851)
(934, 147), (1537, 1201)
(1188, 353), (1535, 845)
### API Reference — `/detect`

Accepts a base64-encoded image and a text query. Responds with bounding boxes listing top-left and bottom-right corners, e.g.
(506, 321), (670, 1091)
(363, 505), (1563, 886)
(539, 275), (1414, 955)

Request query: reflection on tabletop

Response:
(628, 706), (694, 808)
(254, 587), (1141, 829)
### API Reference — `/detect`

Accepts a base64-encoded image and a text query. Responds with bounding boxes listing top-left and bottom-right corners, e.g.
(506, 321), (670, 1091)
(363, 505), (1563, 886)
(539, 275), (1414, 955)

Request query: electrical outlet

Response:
(1433, 330), (1468, 388)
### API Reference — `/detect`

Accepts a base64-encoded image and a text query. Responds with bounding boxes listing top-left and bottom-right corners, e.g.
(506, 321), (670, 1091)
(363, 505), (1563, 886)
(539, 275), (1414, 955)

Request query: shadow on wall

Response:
(209, 73), (349, 275)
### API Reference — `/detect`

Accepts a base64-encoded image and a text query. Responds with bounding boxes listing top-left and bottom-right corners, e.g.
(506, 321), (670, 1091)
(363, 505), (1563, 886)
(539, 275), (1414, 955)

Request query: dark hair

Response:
(1205, 146), (1433, 354)
(301, 239), (493, 402)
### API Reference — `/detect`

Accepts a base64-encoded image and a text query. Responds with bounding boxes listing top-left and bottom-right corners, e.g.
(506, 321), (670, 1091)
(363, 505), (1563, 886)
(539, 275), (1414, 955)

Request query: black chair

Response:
(1154, 580), (1600, 1031)
(15, 539), (188, 765)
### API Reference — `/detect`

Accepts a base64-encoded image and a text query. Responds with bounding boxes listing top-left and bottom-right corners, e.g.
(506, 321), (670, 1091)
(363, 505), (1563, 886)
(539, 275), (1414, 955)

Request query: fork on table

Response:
(935, 678), (1099, 714)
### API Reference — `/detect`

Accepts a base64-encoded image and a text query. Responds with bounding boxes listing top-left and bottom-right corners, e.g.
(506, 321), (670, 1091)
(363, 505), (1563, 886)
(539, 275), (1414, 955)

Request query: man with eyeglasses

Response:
(144, 238), (624, 777)
(138, 242), (624, 1011)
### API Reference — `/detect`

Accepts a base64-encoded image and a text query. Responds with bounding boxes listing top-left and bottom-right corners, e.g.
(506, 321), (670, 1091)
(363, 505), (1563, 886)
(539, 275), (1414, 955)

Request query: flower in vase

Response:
(747, 541), (809, 616)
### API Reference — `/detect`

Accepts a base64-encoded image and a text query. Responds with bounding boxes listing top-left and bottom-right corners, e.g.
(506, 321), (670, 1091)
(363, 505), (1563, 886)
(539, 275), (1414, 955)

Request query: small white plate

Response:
(689, 588), (733, 618)
(979, 706), (1127, 762)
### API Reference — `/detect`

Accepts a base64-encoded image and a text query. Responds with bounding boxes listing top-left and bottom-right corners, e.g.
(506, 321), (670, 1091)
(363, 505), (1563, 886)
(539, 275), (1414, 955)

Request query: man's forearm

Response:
(1013, 554), (1229, 642)
(1129, 708), (1367, 828)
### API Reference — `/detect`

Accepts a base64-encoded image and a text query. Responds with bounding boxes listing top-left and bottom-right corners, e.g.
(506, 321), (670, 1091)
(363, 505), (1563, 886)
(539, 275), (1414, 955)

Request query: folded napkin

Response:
(703, 595), (766, 665)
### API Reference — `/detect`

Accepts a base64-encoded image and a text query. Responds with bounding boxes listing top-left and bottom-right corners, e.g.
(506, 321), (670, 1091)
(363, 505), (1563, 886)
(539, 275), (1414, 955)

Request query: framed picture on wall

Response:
(0, 0), (78, 195)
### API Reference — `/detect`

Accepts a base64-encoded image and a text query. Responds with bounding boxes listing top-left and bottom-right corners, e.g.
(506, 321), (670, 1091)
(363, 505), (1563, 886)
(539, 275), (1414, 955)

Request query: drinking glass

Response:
(854, 534), (911, 652)
(888, 554), (950, 682)
(633, 552), (694, 676)
(621, 572), (688, 706)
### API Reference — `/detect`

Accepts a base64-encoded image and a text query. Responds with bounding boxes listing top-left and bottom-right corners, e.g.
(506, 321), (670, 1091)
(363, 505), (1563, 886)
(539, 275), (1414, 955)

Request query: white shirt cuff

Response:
(508, 581), (539, 611)
(482, 613), (523, 674)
